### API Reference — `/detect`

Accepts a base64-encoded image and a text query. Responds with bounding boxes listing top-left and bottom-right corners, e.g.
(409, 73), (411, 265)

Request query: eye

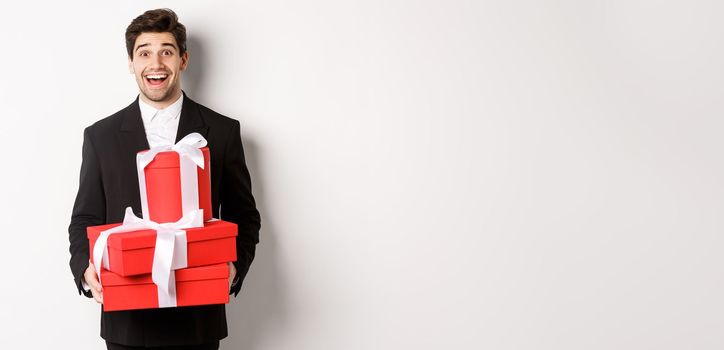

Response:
(162, 50), (174, 56)
(138, 51), (149, 57)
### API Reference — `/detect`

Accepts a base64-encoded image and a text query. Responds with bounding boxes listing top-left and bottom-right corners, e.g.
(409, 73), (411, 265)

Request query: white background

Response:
(0, 0), (722, 349)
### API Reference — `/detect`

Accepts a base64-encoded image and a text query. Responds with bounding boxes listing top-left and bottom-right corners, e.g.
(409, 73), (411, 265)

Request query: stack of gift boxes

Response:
(87, 134), (238, 312)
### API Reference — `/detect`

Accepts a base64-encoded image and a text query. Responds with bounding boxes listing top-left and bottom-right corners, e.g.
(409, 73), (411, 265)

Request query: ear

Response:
(127, 56), (134, 74)
(180, 51), (189, 71)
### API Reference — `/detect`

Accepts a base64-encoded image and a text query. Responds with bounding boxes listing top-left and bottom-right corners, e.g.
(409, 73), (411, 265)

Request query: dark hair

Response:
(125, 8), (187, 59)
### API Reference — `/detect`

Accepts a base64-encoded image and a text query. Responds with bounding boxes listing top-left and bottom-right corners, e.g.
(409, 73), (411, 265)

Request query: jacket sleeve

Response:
(68, 127), (106, 297)
(219, 120), (261, 297)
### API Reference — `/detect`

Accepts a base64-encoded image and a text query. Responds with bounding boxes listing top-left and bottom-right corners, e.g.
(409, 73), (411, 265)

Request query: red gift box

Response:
(87, 220), (237, 276)
(101, 263), (230, 312)
(141, 146), (212, 223)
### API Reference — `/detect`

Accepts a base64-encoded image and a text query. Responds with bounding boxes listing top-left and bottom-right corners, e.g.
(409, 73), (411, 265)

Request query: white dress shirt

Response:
(139, 94), (183, 148)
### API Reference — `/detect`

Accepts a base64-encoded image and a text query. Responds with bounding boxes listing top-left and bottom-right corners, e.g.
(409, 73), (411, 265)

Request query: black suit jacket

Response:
(68, 93), (261, 347)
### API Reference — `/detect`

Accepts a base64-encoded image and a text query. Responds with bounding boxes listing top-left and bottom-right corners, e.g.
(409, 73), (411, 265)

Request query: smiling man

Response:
(68, 9), (260, 350)
(130, 31), (186, 106)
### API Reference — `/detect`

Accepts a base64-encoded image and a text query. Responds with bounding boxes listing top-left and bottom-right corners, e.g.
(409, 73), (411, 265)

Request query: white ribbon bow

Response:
(137, 132), (208, 222)
(92, 207), (204, 308)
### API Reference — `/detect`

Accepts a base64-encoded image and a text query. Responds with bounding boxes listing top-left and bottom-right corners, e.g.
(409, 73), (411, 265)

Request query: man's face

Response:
(128, 32), (188, 106)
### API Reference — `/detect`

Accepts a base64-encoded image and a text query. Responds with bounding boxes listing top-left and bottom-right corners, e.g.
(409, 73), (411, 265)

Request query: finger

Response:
(86, 273), (103, 292)
(91, 289), (103, 304)
(93, 279), (103, 293)
(228, 263), (236, 286)
(86, 268), (103, 290)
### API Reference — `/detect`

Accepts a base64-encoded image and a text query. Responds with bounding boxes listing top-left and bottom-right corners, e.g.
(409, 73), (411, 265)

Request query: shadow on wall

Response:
(184, 34), (207, 100)
(225, 135), (288, 349)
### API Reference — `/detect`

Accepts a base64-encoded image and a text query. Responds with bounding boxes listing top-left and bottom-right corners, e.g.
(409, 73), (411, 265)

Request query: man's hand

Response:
(228, 262), (237, 288)
(84, 263), (103, 304)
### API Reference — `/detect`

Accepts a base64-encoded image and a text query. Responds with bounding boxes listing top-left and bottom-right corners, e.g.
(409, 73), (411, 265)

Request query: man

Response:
(68, 8), (260, 349)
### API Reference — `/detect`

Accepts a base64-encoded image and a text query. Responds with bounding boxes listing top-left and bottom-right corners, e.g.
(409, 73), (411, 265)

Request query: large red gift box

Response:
(102, 263), (230, 312)
(141, 147), (213, 223)
(87, 220), (237, 276)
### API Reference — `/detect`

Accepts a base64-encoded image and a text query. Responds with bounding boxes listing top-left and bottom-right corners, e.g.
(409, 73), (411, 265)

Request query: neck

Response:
(139, 89), (183, 109)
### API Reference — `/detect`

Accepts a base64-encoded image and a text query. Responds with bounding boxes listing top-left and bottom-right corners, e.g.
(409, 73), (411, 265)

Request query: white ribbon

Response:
(92, 207), (204, 308)
(137, 133), (208, 222)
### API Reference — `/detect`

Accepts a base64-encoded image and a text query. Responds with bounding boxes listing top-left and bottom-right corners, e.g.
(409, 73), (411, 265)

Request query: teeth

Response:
(146, 74), (167, 79)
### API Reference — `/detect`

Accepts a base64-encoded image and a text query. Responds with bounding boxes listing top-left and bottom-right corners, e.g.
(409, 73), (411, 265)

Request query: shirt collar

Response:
(138, 93), (184, 125)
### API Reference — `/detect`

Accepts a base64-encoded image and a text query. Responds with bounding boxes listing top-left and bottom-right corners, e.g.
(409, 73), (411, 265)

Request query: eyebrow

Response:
(135, 42), (178, 53)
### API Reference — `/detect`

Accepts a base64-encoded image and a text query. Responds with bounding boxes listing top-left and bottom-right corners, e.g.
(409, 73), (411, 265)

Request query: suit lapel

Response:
(116, 97), (149, 217)
(119, 96), (150, 155)
(176, 93), (209, 142)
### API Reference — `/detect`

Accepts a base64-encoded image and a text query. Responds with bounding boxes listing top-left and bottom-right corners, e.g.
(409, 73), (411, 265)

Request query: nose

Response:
(149, 53), (164, 69)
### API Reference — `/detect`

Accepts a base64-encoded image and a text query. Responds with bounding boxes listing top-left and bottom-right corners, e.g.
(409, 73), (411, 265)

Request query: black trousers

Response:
(105, 341), (220, 350)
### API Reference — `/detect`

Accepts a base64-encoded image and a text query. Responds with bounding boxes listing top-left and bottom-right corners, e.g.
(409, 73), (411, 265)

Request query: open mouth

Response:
(145, 73), (169, 87)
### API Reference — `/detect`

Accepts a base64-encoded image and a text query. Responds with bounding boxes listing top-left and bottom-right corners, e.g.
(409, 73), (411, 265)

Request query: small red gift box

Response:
(141, 146), (212, 223)
(101, 263), (230, 312)
(87, 220), (237, 277)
